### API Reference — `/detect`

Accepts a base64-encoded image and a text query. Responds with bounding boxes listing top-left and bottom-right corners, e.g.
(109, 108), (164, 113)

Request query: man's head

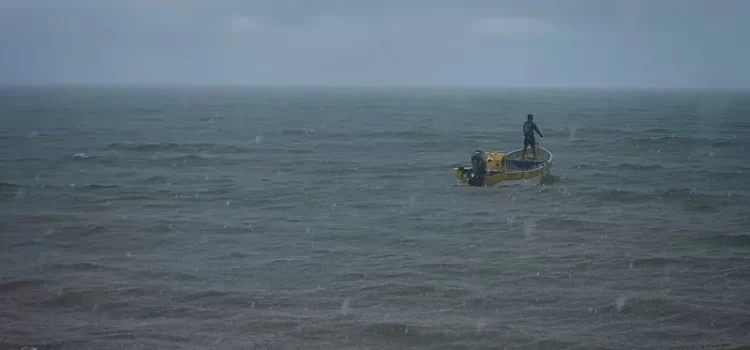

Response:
(527, 114), (534, 121)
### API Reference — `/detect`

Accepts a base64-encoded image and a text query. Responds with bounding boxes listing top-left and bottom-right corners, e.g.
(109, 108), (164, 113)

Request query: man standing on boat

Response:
(522, 114), (543, 159)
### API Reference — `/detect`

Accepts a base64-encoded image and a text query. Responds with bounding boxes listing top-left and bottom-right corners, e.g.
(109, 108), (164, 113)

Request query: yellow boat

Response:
(453, 147), (554, 186)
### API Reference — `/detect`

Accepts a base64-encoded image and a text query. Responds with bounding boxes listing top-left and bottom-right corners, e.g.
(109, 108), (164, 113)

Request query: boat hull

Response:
(453, 147), (554, 186)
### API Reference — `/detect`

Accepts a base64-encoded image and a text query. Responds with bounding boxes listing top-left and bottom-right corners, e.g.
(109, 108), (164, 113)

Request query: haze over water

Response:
(1, 86), (749, 349)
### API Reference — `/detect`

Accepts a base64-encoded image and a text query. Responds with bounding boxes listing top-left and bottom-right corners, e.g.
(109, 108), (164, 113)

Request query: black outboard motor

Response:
(468, 150), (486, 187)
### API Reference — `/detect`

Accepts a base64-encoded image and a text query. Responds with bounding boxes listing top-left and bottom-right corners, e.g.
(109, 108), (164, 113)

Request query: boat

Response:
(453, 147), (554, 186)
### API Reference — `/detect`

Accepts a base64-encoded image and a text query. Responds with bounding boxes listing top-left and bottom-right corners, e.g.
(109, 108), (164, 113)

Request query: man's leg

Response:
(523, 138), (530, 158)
(531, 139), (537, 159)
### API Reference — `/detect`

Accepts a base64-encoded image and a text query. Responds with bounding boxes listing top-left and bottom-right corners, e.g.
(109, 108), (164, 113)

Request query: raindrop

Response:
(255, 135), (262, 144)
(476, 319), (487, 335)
(523, 218), (535, 240)
(615, 295), (627, 312)
(341, 297), (351, 315)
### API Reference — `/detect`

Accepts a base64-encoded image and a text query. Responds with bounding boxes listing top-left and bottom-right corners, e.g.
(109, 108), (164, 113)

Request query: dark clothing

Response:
(523, 121), (543, 140)
(524, 136), (535, 149)
(522, 119), (543, 158)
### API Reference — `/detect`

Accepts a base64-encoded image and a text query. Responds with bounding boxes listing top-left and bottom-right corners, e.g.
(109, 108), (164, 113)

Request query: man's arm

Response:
(534, 124), (543, 138)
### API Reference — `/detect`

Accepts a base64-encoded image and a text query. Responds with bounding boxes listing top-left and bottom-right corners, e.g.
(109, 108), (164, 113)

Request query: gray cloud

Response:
(1, 0), (748, 87)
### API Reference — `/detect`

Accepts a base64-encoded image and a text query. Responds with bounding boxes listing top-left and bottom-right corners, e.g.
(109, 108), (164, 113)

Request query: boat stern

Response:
(454, 167), (469, 183)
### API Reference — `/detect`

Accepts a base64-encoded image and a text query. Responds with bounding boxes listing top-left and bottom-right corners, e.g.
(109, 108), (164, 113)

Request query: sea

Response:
(1, 86), (749, 350)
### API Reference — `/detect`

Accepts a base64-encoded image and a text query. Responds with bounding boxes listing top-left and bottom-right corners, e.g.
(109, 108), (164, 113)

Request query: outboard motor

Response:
(468, 150), (486, 187)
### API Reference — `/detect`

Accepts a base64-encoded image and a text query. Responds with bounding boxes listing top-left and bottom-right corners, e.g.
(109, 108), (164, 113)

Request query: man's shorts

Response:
(524, 137), (535, 148)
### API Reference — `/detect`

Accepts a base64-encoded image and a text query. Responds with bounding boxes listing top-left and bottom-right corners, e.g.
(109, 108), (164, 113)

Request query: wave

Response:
(179, 288), (296, 310)
(0, 278), (47, 294)
(42, 262), (118, 273)
(561, 126), (634, 136)
(86, 184), (119, 189)
(696, 234), (750, 247)
(358, 282), (470, 299)
(130, 269), (200, 282)
(279, 128), (442, 140)
(12, 214), (72, 225)
(642, 127), (671, 133)
(0, 181), (22, 189)
(280, 129), (314, 136)
(596, 296), (686, 316)
(133, 107), (163, 113)
(138, 175), (169, 184)
(622, 134), (746, 149)
(208, 251), (255, 260)
(362, 322), (422, 339)
(719, 120), (750, 130)
(106, 142), (254, 155)
(173, 154), (206, 162)
(144, 154), (240, 167)
(65, 154), (117, 165)
(110, 194), (159, 201)
(108, 142), (180, 151)
(573, 163), (665, 171)
(684, 203), (720, 213)
(535, 217), (609, 232)
(630, 256), (747, 270)
(590, 187), (743, 205)
(696, 168), (747, 181)
(357, 130), (441, 140)
(64, 184), (122, 193)
(610, 163), (665, 171)
(0, 341), (75, 350)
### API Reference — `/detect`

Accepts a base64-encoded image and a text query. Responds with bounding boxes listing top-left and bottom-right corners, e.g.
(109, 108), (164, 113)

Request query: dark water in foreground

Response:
(1, 86), (749, 350)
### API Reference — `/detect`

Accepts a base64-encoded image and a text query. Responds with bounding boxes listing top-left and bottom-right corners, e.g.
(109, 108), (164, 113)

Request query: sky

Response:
(1, 0), (749, 88)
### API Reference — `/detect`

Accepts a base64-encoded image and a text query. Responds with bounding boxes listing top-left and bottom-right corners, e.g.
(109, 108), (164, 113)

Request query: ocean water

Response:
(1, 86), (749, 350)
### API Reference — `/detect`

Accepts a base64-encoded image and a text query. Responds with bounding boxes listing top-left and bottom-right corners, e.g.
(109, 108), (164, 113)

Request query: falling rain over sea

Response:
(1, 86), (749, 350)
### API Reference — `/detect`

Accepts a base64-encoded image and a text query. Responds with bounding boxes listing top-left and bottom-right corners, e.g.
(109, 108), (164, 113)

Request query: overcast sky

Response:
(1, 0), (748, 88)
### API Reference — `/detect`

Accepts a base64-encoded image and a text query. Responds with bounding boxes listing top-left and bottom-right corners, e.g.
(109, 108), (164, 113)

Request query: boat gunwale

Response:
(454, 147), (554, 172)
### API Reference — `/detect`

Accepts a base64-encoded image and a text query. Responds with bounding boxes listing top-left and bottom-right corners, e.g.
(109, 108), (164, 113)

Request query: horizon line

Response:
(1, 83), (748, 92)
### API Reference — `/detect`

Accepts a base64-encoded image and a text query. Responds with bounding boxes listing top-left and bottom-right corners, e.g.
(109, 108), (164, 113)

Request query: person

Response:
(522, 114), (543, 159)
